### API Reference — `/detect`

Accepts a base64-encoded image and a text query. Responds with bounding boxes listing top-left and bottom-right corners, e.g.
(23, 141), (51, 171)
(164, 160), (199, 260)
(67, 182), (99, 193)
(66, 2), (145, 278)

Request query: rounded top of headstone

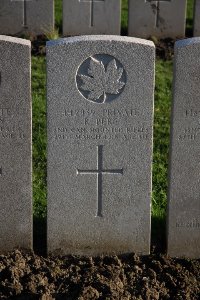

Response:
(0, 35), (31, 47)
(175, 37), (200, 48)
(47, 35), (155, 48)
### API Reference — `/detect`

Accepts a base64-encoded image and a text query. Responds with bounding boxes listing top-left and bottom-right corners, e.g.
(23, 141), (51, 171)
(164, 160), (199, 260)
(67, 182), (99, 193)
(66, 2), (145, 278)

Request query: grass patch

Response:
(153, 60), (172, 219)
(32, 56), (47, 218)
(55, 0), (62, 34)
(121, 0), (128, 35)
(186, 0), (194, 36)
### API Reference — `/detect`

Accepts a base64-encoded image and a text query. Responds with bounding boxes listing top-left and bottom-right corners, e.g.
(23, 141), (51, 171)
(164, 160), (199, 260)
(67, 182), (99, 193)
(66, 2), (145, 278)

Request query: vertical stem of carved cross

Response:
(0, 167), (2, 176)
(90, 0), (94, 27)
(97, 145), (103, 217)
(76, 143), (123, 217)
(23, 0), (28, 28)
(155, 1), (160, 28)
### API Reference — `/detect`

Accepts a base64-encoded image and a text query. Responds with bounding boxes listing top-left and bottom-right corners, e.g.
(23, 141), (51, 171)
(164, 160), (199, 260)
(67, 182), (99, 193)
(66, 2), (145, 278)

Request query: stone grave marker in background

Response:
(47, 35), (155, 256)
(128, 0), (187, 38)
(63, 0), (121, 36)
(0, 0), (54, 36)
(168, 38), (200, 259)
(0, 36), (32, 252)
(194, 0), (200, 37)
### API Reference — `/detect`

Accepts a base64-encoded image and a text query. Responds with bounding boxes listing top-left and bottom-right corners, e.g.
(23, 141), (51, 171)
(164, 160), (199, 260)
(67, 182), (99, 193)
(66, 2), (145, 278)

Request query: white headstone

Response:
(63, 0), (121, 36)
(0, 36), (32, 252)
(47, 35), (155, 256)
(0, 0), (54, 36)
(128, 0), (187, 38)
(168, 38), (200, 259)
(194, 0), (200, 37)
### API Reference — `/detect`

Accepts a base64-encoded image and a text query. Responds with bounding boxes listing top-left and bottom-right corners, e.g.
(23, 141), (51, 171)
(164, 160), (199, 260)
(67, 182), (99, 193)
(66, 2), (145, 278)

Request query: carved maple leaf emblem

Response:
(79, 58), (125, 103)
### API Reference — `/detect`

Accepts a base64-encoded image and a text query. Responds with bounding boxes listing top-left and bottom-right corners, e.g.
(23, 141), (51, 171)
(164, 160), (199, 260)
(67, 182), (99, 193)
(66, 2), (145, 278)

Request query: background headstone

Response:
(47, 35), (155, 256)
(128, 0), (187, 38)
(0, 36), (32, 252)
(168, 38), (200, 259)
(63, 0), (121, 36)
(194, 0), (200, 37)
(0, 0), (54, 36)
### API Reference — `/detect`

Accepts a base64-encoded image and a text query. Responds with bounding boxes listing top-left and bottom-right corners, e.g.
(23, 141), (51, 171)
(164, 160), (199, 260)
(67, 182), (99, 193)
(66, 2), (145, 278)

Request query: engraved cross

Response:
(77, 145), (123, 217)
(146, 0), (171, 28)
(11, 0), (36, 28)
(0, 167), (2, 176)
(79, 0), (105, 27)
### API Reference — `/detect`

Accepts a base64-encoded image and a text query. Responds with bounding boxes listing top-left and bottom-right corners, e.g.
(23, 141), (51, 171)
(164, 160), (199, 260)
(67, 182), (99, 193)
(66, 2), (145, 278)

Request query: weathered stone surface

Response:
(47, 35), (155, 256)
(128, 0), (187, 38)
(194, 0), (200, 37)
(167, 38), (200, 259)
(63, 0), (121, 36)
(0, 36), (32, 252)
(0, 0), (54, 36)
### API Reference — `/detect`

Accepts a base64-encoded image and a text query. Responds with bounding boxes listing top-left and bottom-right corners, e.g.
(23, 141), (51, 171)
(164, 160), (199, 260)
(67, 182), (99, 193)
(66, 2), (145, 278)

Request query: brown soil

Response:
(154, 38), (175, 60)
(0, 249), (199, 299)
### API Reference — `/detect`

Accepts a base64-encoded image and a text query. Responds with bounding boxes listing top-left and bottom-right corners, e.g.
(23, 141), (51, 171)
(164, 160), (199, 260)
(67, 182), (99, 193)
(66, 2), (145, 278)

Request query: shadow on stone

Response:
(121, 26), (128, 36)
(151, 215), (166, 253)
(186, 12), (194, 38)
(33, 216), (47, 257)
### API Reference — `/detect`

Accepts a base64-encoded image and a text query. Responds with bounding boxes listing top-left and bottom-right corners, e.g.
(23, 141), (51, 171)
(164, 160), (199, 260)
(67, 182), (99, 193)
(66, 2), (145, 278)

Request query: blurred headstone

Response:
(128, 0), (187, 38)
(0, 35), (32, 252)
(168, 38), (200, 259)
(194, 0), (200, 37)
(0, 0), (54, 36)
(63, 0), (121, 36)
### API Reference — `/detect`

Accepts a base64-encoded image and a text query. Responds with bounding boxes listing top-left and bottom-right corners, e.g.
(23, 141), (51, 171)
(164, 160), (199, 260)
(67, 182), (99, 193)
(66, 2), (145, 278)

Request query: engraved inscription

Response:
(79, 0), (105, 27)
(175, 211), (200, 229)
(65, 108), (137, 118)
(54, 108), (151, 142)
(55, 126), (149, 141)
(76, 54), (126, 103)
(0, 108), (13, 125)
(77, 145), (123, 217)
(185, 109), (200, 117)
(176, 220), (200, 229)
(178, 108), (200, 141)
(0, 108), (12, 120)
(0, 108), (26, 140)
(145, 0), (171, 28)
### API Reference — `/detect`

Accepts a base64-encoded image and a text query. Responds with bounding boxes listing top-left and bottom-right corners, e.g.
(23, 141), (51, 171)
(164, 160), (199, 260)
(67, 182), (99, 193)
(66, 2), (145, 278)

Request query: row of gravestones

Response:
(1, 0), (200, 38)
(0, 34), (200, 259)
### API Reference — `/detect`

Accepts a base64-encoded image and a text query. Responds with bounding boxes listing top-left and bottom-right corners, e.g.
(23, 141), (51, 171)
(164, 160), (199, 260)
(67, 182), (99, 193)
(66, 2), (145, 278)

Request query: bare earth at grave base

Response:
(0, 249), (199, 299)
